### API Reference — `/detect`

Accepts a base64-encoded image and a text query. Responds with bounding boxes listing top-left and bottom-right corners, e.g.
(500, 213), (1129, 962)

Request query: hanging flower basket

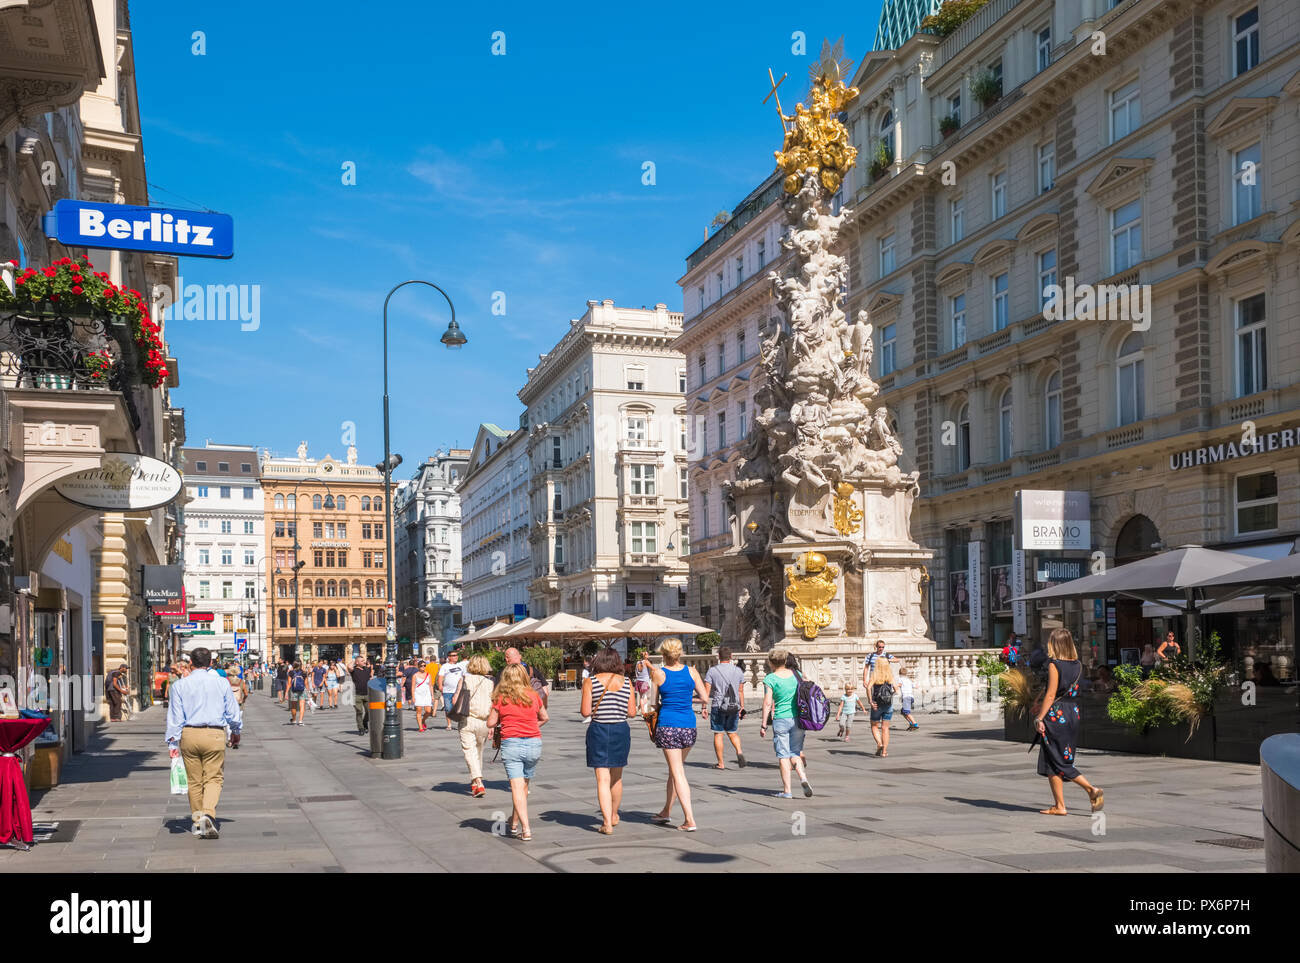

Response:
(0, 255), (167, 388)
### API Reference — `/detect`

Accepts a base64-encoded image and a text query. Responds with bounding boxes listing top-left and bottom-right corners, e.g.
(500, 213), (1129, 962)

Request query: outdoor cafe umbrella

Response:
(612, 612), (713, 636)
(501, 612), (619, 640)
(1189, 550), (1300, 591)
(478, 619), (530, 642)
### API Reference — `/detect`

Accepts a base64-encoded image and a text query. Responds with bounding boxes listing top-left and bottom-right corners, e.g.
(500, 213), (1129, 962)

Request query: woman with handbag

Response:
(452, 654), (496, 797)
(1033, 628), (1104, 816)
(581, 646), (637, 835)
(646, 638), (709, 832)
(486, 663), (549, 840)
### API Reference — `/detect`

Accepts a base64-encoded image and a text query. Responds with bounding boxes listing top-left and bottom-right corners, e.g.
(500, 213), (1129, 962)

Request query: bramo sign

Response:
(1015, 490), (1091, 552)
(43, 200), (233, 259)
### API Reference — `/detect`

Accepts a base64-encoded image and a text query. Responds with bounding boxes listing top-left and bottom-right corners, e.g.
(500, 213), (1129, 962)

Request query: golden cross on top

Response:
(764, 67), (787, 119)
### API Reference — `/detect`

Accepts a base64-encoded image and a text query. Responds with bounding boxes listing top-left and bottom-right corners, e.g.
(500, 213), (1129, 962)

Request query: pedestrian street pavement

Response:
(1, 685), (1268, 872)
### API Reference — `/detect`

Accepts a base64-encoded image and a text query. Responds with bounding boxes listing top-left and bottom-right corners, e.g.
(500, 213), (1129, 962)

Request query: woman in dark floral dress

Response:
(1033, 629), (1104, 816)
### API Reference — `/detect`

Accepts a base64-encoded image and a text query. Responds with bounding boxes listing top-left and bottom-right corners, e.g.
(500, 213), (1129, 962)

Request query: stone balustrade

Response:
(651, 648), (1004, 715)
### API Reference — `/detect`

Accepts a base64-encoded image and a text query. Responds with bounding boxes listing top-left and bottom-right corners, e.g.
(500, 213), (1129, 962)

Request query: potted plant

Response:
(939, 113), (960, 138)
(82, 349), (115, 384)
(971, 69), (1002, 110)
(0, 255), (168, 388)
(695, 631), (721, 655)
(920, 0), (994, 38)
(868, 141), (894, 181)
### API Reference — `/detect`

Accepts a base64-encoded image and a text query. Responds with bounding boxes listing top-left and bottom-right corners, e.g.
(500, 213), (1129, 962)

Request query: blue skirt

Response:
(586, 721), (631, 769)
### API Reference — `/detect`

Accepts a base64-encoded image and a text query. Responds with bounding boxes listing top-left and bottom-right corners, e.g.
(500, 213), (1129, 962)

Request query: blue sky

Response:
(133, 1), (884, 470)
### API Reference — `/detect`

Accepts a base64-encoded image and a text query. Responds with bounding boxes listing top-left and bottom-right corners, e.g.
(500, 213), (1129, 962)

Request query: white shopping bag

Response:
(169, 756), (188, 795)
(307, 697), (317, 711)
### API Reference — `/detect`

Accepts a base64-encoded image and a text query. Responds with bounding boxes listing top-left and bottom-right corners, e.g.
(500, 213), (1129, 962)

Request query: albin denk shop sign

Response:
(54, 453), (182, 511)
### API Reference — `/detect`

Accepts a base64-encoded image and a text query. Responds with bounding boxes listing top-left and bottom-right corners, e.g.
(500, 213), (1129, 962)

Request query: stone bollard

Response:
(956, 666), (975, 714)
(1261, 733), (1300, 872)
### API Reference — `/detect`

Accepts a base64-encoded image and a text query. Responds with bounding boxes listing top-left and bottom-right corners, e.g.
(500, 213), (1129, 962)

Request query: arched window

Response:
(313, 495), (322, 510)
(362, 496), (371, 511)
(339, 581), (349, 598)
(1117, 332), (1145, 425)
(366, 610), (376, 627)
(365, 580), (375, 598)
(316, 608), (326, 627)
(998, 387), (1013, 461)
(327, 609), (338, 628)
(377, 581), (386, 598)
(289, 609), (297, 628)
(287, 494), (296, 511)
(278, 609), (288, 628)
(352, 579), (362, 598)
(374, 496), (383, 512)
(277, 579), (287, 598)
(1045, 370), (1063, 449)
(327, 580), (337, 597)
(879, 108), (894, 160)
(324, 495), (334, 509)
(274, 493), (284, 509)
(318, 581), (328, 598)
(339, 609), (349, 628)
(336, 495), (346, 511)
(957, 403), (971, 471)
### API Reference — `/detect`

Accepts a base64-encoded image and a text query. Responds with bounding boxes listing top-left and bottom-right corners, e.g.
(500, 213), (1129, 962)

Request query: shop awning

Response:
(1190, 550), (1300, 592)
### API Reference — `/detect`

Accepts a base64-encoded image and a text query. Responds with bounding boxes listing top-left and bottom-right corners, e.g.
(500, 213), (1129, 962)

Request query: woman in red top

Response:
(486, 663), (549, 841)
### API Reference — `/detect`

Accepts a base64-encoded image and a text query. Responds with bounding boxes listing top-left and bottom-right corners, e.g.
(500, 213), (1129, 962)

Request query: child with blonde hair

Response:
(835, 683), (860, 742)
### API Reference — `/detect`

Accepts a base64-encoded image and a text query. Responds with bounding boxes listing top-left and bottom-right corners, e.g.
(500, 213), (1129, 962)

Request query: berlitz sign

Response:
(1016, 490), (1092, 552)
(1168, 428), (1298, 470)
(53, 453), (182, 511)
(42, 200), (234, 259)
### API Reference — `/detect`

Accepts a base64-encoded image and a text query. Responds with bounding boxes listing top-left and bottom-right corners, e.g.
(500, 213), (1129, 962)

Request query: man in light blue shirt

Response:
(166, 647), (242, 839)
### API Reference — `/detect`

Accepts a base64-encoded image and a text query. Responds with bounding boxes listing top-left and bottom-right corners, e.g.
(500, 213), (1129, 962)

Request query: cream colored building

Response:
(521, 300), (690, 622)
(840, 0), (1300, 681)
(459, 421), (532, 626)
(1, 0), (183, 759)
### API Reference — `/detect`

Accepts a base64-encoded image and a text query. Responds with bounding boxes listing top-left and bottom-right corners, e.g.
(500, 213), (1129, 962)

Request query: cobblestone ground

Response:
(0, 686), (1266, 872)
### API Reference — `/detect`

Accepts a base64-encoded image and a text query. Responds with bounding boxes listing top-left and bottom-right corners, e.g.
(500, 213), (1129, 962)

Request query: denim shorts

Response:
(443, 692), (456, 713)
(870, 704), (893, 722)
(709, 707), (740, 733)
(500, 736), (542, 780)
(771, 717), (805, 759)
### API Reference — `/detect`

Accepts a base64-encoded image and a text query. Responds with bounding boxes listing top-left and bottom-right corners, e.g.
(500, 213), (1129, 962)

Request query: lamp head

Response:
(440, 319), (467, 349)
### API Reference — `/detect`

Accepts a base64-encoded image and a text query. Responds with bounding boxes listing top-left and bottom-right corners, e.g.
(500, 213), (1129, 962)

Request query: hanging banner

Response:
(1012, 549), (1028, 635)
(968, 541), (984, 639)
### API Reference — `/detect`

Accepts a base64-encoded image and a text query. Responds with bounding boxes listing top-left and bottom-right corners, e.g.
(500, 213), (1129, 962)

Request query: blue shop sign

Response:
(43, 200), (233, 259)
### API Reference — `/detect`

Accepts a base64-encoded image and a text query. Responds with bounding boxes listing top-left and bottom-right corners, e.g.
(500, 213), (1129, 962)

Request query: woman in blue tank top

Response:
(648, 638), (709, 831)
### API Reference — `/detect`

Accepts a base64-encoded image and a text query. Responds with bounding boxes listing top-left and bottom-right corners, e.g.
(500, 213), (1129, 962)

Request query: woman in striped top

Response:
(580, 646), (638, 835)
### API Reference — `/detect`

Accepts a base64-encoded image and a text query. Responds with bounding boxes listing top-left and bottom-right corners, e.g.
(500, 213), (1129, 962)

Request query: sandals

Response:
(678, 824), (697, 832)
(1090, 788), (1104, 812)
(597, 825), (615, 835)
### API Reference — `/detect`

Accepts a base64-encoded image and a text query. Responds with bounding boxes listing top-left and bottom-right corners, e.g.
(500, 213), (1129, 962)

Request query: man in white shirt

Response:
(165, 647), (242, 839)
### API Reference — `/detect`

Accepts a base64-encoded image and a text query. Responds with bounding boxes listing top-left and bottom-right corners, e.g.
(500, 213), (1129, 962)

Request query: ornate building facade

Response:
(394, 448), (469, 653)
(843, 0), (1300, 678)
(459, 421), (532, 627)
(260, 443), (394, 662)
(520, 300), (691, 621)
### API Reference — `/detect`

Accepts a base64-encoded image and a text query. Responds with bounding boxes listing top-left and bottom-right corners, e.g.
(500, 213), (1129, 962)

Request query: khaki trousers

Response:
(458, 718), (489, 781)
(180, 727), (227, 820)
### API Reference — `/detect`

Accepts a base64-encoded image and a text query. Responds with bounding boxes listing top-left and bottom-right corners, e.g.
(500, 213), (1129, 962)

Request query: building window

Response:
(1234, 7), (1259, 76)
(1038, 250), (1057, 309)
(950, 196), (964, 242)
(998, 387), (1013, 461)
(198, 548), (210, 565)
(1038, 142), (1055, 194)
(1045, 370), (1063, 450)
(716, 341), (726, 376)
(716, 270), (724, 298)
(738, 400), (747, 438)
(222, 581), (233, 600)
(313, 522), (323, 538)
(244, 520), (254, 534)
(219, 486), (231, 499)
(1233, 142), (1262, 225)
(1235, 293), (1267, 397)
(679, 467), (689, 500)
(221, 549), (232, 565)
(374, 552), (383, 569)
(196, 461), (207, 472)
(197, 485), (209, 498)
(551, 436), (562, 468)
(630, 464), (656, 495)
(199, 580), (210, 599)
(679, 524), (690, 556)
(244, 550), (255, 565)
(990, 171), (1006, 219)
(220, 520), (232, 534)
(716, 411), (727, 449)
(243, 486), (254, 499)
(948, 91), (961, 125)
(630, 522), (657, 554)
(956, 403), (971, 471)
(951, 294), (967, 349)
(626, 367), (645, 391)
(336, 495), (346, 511)
(757, 239), (766, 268)
(625, 416), (646, 447)
(880, 233), (896, 275)
(697, 285), (705, 312)
(735, 255), (744, 285)
(678, 369), (687, 393)
(1036, 25), (1052, 72)
(697, 355), (706, 386)
(375, 523), (383, 540)
(1110, 200), (1142, 273)
(737, 329), (746, 362)
(198, 519), (209, 530)
(1109, 78), (1141, 142)
(1235, 470), (1277, 534)
(679, 417), (687, 453)
(554, 535), (564, 567)
(880, 323), (896, 376)
(1117, 332), (1145, 425)
(992, 272), (1009, 330)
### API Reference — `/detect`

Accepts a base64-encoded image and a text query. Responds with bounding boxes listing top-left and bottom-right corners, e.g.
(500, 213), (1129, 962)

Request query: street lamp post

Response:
(380, 279), (466, 760)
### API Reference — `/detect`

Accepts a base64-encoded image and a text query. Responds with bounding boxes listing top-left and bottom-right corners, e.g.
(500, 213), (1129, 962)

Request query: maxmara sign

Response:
(1169, 427), (1299, 470)
(54, 453), (183, 511)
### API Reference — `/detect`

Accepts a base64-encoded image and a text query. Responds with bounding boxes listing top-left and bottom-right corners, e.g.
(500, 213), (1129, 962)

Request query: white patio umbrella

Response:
(612, 612), (713, 636)
(503, 612), (619, 639)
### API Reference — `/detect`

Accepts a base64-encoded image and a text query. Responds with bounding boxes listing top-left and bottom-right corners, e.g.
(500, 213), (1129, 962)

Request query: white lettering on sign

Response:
(1169, 427), (1298, 470)
(72, 206), (215, 248)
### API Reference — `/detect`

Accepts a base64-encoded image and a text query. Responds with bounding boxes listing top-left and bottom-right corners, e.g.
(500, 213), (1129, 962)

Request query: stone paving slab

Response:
(0, 687), (1268, 872)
